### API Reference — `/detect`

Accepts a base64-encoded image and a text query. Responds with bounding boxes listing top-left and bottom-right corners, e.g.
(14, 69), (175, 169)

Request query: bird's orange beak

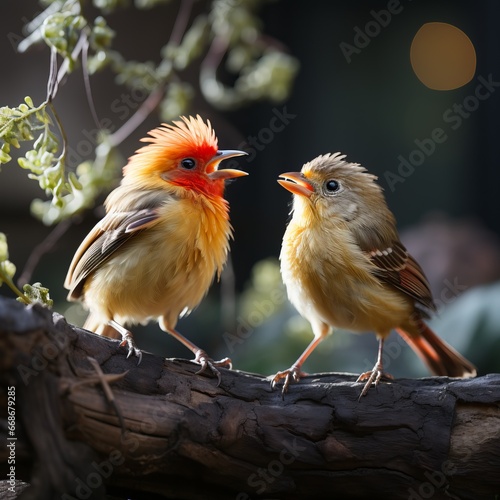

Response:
(207, 150), (248, 180)
(278, 172), (314, 197)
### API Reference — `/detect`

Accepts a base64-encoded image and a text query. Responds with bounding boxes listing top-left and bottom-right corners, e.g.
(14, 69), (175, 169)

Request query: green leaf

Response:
(41, 10), (87, 70)
(159, 82), (193, 121)
(0, 148), (11, 164)
(0, 233), (9, 262)
(0, 260), (16, 283)
(20, 282), (53, 307)
(90, 16), (115, 50)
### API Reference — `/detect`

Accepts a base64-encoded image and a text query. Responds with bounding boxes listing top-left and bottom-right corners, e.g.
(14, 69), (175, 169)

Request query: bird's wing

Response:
(365, 239), (436, 314)
(65, 208), (160, 300)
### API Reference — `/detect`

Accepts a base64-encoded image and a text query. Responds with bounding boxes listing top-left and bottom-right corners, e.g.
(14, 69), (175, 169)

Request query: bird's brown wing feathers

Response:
(365, 240), (436, 314)
(65, 209), (159, 300)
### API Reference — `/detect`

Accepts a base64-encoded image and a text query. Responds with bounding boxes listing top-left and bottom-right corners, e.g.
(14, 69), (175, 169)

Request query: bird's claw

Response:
(119, 333), (142, 365)
(356, 364), (393, 398)
(193, 350), (232, 386)
(270, 365), (306, 399)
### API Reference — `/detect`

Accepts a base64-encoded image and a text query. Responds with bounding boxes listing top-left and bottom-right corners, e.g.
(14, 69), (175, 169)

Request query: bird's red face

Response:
(123, 115), (247, 197)
(163, 149), (248, 197)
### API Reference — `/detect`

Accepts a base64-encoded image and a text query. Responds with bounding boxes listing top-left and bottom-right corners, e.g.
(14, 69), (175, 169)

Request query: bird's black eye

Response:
(325, 179), (340, 192)
(180, 158), (196, 169)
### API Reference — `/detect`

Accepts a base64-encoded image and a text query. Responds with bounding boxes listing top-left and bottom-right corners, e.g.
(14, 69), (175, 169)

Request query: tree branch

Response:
(0, 296), (499, 500)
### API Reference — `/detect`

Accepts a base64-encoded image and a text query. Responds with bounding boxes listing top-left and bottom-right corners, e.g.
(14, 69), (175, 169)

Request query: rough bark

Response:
(0, 296), (499, 500)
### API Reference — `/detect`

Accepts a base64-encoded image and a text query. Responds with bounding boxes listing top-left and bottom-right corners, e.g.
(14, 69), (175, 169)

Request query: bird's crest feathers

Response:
(123, 115), (218, 178)
(302, 152), (382, 196)
(303, 152), (377, 182)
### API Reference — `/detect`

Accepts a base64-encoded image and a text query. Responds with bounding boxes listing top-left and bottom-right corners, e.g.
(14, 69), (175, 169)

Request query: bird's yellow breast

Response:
(84, 194), (231, 329)
(280, 218), (412, 335)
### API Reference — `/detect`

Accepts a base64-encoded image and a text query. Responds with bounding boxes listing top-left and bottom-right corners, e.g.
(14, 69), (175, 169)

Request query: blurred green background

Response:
(1, 0), (499, 380)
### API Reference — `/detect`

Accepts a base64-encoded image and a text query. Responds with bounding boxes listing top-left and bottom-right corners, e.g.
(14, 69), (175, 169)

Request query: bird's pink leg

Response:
(356, 337), (393, 398)
(165, 327), (232, 386)
(271, 334), (326, 397)
(108, 319), (143, 364)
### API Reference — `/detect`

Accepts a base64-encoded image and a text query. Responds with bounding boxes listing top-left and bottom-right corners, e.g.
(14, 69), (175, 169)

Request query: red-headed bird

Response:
(272, 153), (476, 396)
(65, 115), (247, 380)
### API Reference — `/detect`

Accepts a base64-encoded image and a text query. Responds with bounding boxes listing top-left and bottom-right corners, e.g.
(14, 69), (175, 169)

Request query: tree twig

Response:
(81, 36), (101, 129)
(108, 86), (166, 147)
(169, 0), (195, 46)
(108, 0), (196, 148)
(17, 218), (73, 287)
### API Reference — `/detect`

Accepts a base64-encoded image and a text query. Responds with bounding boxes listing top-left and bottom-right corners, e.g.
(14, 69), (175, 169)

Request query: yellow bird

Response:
(65, 115), (247, 380)
(273, 153), (476, 396)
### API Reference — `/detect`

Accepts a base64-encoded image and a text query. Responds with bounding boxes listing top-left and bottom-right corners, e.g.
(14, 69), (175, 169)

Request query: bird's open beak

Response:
(278, 172), (314, 197)
(207, 150), (248, 180)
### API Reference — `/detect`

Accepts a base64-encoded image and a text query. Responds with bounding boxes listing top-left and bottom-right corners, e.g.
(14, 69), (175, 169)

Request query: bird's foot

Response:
(193, 350), (232, 386)
(270, 365), (307, 399)
(119, 332), (143, 365)
(356, 364), (393, 398)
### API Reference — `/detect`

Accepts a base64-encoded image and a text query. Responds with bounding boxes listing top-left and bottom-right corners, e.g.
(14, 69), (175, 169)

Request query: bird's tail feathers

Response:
(396, 321), (476, 378)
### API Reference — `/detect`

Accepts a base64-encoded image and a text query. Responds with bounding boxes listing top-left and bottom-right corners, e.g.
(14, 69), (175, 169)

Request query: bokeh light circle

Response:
(410, 22), (476, 90)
